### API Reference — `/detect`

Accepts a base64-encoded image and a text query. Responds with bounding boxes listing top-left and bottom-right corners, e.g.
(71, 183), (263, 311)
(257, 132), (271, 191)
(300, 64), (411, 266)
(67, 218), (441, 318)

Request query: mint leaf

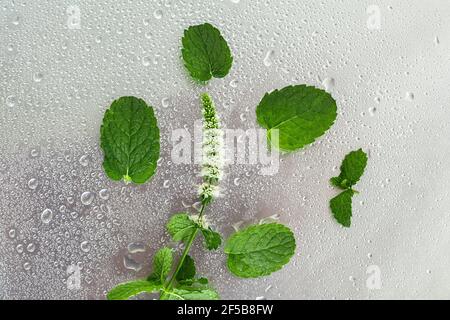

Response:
(176, 255), (196, 282)
(331, 149), (368, 189)
(256, 85), (337, 152)
(330, 189), (354, 228)
(106, 280), (161, 300)
(224, 223), (296, 278)
(100, 96), (160, 184)
(147, 247), (173, 283)
(201, 228), (222, 250)
(161, 286), (219, 300)
(167, 213), (198, 243)
(330, 149), (367, 227)
(182, 23), (233, 82)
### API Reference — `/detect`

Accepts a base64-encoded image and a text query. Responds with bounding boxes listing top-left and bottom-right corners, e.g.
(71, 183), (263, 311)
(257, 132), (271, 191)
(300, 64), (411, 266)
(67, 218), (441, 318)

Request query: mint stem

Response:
(165, 203), (207, 290)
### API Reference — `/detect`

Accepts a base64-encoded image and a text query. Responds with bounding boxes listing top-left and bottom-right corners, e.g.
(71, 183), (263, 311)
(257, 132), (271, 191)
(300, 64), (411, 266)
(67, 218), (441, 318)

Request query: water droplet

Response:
(255, 296), (266, 300)
(23, 261), (32, 271)
(426, 269), (432, 274)
(81, 191), (94, 206)
(142, 56), (151, 67)
(27, 243), (36, 253)
(99, 188), (109, 200)
(434, 36), (440, 45)
(30, 148), (40, 158)
(41, 209), (53, 224)
(233, 178), (240, 186)
(369, 107), (377, 116)
(229, 79), (238, 88)
(128, 242), (146, 254)
(27, 178), (38, 190)
(8, 228), (16, 239)
(79, 155), (89, 167)
(405, 92), (414, 101)
(263, 50), (275, 67)
(161, 97), (170, 108)
(6, 95), (17, 107)
(322, 77), (335, 91)
(123, 255), (142, 272)
(80, 241), (91, 253)
(16, 244), (24, 253)
(153, 9), (163, 19)
(33, 72), (44, 83)
(163, 180), (170, 188)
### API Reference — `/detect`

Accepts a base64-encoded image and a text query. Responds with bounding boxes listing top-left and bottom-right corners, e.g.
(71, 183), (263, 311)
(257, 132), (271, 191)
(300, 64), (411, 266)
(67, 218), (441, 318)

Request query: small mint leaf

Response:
(332, 149), (368, 188)
(330, 189), (355, 227)
(107, 280), (161, 300)
(176, 255), (196, 282)
(201, 228), (222, 250)
(147, 247), (173, 284)
(167, 213), (198, 243)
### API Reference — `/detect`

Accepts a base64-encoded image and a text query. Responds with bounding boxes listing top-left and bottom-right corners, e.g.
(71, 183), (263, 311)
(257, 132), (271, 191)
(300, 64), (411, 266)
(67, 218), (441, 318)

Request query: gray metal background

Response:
(1, 0), (449, 299)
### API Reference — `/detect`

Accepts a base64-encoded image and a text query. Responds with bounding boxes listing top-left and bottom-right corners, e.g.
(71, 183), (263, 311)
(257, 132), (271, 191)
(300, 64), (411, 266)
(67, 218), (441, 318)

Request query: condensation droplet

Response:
(6, 95), (17, 107)
(28, 178), (38, 190)
(99, 188), (109, 200)
(16, 244), (24, 253)
(23, 261), (32, 271)
(405, 92), (415, 101)
(153, 9), (163, 19)
(81, 191), (94, 206)
(123, 255), (142, 272)
(161, 97), (170, 108)
(8, 228), (16, 239)
(79, 155), (89, 167)
(128, 242), (146, 254)
(142, 56), (151, 67)
(41, 209), (53, 224)
(263, 50), (275, 67)
(80, 241), (91, 253)
(27, 243), (36, 253)
(33, 72), (44, 83)
(322, 77), (335, 91)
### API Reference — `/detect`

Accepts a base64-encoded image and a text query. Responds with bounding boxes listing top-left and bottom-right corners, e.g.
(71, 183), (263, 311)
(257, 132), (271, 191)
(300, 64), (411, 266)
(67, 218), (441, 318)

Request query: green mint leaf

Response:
(176, 255), (196, 282)
(330, 189), (354, 228)
(167, 213), (198, 243)
(100, 96), (160, 184)
(147, 247), (173, 283)
(182, 23), (233, 82)
(256, 85), (337, 152)
(160, 286), (219, 300)
(224, 223), (296, 278)
(107, 280), (161, 300)
(331, 149), (368, 189)
(201, 227), (222, 250)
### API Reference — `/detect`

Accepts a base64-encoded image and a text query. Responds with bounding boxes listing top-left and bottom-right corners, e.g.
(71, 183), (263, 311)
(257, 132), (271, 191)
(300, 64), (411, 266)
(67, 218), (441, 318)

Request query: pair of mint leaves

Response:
(108, 247), (218, 300)
(108, 217), (296, 300)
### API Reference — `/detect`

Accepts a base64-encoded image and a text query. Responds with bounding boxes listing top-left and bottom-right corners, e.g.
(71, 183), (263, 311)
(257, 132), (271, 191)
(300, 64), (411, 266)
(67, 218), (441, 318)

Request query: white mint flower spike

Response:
(199, 93), (223, 205)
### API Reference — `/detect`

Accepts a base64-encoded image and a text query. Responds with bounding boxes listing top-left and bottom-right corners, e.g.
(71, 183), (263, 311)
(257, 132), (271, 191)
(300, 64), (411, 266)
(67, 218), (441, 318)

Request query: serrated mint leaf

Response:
(167, 213), (198, 243)
(256, 85), (337, 152)
(330, 189), (354, 228)
(107, 280), (161, 300)
(182, 23), (233, 82)
(160, 286), (219, 300)
(201, 228), (222, 250)
(147, 247), (173, 283)
(224, 223), (296, 278)
(176, 255), (196, 282)
(331, 149), (368, 189)
(100, 96), (160, 184)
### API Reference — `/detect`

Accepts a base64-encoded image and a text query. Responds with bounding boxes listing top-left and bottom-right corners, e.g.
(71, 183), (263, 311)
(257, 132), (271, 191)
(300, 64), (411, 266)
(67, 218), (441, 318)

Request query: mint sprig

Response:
(330, 149), (368, 227)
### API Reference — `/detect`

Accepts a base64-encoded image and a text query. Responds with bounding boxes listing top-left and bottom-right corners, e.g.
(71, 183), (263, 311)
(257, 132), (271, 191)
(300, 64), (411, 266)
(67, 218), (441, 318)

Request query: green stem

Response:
(165, 203), (207, 290)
